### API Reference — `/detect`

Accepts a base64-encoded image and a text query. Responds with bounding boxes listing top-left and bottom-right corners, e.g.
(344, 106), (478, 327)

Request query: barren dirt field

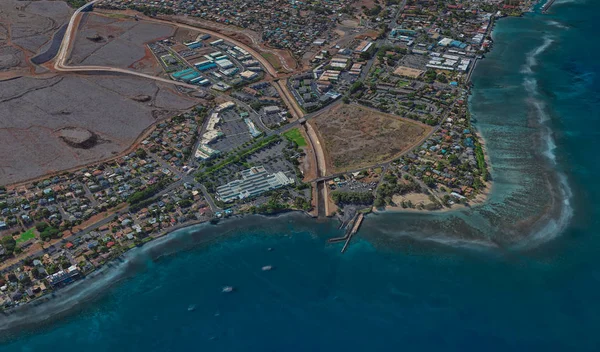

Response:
(68, 13), (175, 75)
(0, 0), (72, 77)
(312, 104), (432, 174)
(0, 74), (199, 185)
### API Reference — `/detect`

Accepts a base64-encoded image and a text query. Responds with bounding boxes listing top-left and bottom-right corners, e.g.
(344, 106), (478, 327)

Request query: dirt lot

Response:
(68, 13), (175, 75)
(0, 74), (199, 185)
(0, 0), (72, 77)
(311, 104), (432, 174)
(394, 66), (424, 78)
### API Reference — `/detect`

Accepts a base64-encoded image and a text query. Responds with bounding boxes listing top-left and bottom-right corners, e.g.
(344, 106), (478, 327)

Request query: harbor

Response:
(328, 213), (365, 253)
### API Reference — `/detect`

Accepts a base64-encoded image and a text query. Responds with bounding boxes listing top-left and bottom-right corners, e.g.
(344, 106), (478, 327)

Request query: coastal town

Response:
(0, 0), (536, 309)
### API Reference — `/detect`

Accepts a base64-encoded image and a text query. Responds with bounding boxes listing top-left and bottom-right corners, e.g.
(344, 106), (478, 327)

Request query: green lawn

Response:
(283, 128), (307, 147)
(16, 228), (36, 244)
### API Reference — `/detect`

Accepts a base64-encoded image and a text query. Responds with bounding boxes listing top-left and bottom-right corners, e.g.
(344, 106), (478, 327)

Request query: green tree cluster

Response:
(331, 191), (374, 206)
(0, 235), (16, 254)
(36, 222), (61, 241)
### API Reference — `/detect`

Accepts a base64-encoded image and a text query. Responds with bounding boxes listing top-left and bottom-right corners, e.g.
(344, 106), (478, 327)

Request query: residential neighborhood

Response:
(0, 0), (536, 309)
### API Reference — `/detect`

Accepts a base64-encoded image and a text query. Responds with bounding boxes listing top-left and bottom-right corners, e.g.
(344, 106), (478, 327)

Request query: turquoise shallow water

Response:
(3, 0), (600, 350)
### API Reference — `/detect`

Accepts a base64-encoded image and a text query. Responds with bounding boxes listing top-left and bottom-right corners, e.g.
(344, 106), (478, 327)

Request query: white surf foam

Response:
(554, 0), (585, 4)
(517, 172), (574, 249)
(547, 20), (568, 29)
(516, 34), (574, 247)
(521, 36), (554, 74)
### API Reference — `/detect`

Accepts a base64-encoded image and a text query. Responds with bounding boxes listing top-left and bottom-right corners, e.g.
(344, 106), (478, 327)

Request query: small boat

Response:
(222, 286), (234, 293)
(187, 304), (196, 312)
(261, 265), (273, 271)
(267, 247), (273, 251)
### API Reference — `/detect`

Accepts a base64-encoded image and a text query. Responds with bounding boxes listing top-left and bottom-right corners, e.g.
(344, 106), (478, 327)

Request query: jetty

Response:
(328, 213), (365, 253)
(542, 0), (556, 13)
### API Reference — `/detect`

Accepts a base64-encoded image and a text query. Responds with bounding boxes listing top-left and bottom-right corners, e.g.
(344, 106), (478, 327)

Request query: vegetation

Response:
(127, 178), (170, 206)
(349, 81), (364, 94)
(196, 135), (281, 179)
(0, 235), (16, 254)
(66, 0), (87, 8)
(36, 222), (61, 241)
(331, 191), (374, 205)
(283, 128), (307, 147)
(424, 69), (438, 83)
(248, 194), (287, 214)
(16, 228), (36, 244)
(293, 197), (312, 211)
(135, 148), (147, 159)
(375, 173), (421, 206)
(474, 142), (489, 181)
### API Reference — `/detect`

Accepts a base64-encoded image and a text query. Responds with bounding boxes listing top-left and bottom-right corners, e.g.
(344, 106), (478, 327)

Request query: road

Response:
(149, 151), (220, 212)
(390, 0), (409, 28)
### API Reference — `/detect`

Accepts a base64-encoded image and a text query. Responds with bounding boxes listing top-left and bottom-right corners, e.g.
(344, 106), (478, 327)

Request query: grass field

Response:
(16, 228), (36, 244)
(261, 52), (282, 71)
(283, 128), (307, 147)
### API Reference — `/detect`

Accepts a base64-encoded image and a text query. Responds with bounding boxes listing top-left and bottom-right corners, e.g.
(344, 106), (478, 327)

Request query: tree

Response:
(423, 176), (436, 187)
(136, 148), (148, 159)
(35, 222), (49, 232)
(0, 235), (16, 253)
(179, 199), (193, 208)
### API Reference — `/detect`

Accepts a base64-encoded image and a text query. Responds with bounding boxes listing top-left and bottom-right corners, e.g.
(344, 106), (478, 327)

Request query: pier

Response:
(328, 213), (365, 253)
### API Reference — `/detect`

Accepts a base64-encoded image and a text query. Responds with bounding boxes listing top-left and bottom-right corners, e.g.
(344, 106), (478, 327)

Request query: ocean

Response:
(2, 0), (600, 350)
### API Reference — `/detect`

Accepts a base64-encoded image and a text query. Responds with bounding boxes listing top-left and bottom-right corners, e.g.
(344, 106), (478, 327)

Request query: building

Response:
(215, 59), (234, 70)
(46, 265), (81, 288)
(240, 70), (258, 80)
(216, 166), (294, 202)
(195, 61), (217, 71)
(195, 144), (220, 160)
(185, 41), (203, 49)
(244, 118), (262, 138)
(263, 106), (280, 115)
(215, 101), (235, 112)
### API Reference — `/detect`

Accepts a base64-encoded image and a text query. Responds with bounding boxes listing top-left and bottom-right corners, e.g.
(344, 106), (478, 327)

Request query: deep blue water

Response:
(3, 0), (600, 350)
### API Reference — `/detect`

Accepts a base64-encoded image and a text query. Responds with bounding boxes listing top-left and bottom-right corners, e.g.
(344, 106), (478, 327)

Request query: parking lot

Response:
(332, 178), (378, 193)
(207, 108), (266, 153)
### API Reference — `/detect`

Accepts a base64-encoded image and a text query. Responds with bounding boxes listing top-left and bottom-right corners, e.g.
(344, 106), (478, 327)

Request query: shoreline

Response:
(0, 0), (572, 334)
(0, 211), (312, 337)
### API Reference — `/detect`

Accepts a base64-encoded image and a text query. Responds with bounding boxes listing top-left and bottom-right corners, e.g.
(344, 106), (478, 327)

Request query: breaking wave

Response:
(519, 37), (574, 248)
(554, 0), (586, 4)
(521, 36), (554, 74)
(547, 20), (568, 29)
